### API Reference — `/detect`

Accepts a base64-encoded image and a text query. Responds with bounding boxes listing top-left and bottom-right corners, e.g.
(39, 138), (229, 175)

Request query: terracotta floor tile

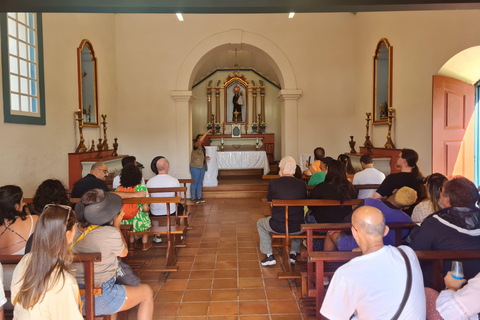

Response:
(179, 248), (199, 255)
(193, 261), (216, 270)
(267, 301), (300, 315)
(197, 248), (217, 255)
(155, 290), (184, 303)
(266, 288), (296, 300)
(238, 269), (262, 278)
(209, 301), (239, 316)
(215, 261), (238, 270)
(213, 278), (238, 289)
(240, 316), (270, 320)
(260, 267), (282, 278)
(238, 260), (259, 269)
(239, 278), (264, 289)
(177, 302), (210, 316)
(238, 241), (256, 248)
(208, 316), (239, 320)
(238, 289), (266, 301)
(270, 315), (304, 320)
(237, 253), (259, 261)
(211, 289), (238, 301)
(187, 279), (213, 290)
(195, 254), (217, 262)
(214, 269), (237, 278)
(160, 279), (188, 291)
(218, 242), (237, 248)
(239, 301), (268, 315)
(190, 270), (215, 279)
(199, 242), (219, 248)
(238, 247), (258, 254)
(177, 317), (207, 320)
(216, 254), (238, 262)
(217, 248), (235, 255)
(263, 277), (289, 288)
(153, 302), (180, 317)
(183, 290), (211, 302)
(177, 262), (194, 271)
(168, 271), (192, 280)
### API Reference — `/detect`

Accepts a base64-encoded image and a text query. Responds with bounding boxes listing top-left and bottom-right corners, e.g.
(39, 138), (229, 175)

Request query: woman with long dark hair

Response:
(412, 173), (448, 223)
(374, 148), (426, 200)
(11, 204), (83, 319)
(338, 154), (356, 175)
(190, 129), (211, 203)
(308, 160), (357, 223)
(32, 179), (71, 215)
(0, 185), (38, 255)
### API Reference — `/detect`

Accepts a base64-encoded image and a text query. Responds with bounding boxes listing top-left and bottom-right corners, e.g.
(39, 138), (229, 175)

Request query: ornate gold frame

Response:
(224, 72), (249, 124)
(77, 39), (99, 127)
(372, 38), (393, 125)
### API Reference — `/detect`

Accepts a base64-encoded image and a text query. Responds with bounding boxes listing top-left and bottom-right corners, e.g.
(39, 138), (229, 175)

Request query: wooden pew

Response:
(0, 252), (102, 320)
(123, 197), (185, 280)
(270, 199), (362, 284)
(147, 187), (191, 228)
(301, 221), (416, 298)
(308, 250), (480, 320)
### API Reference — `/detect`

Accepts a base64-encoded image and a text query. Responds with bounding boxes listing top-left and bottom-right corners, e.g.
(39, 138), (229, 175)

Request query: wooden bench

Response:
(147, 187), (192, 228)
(307, 250), (480, 320)
(0, 252), (102, 320)
(123, 197), (185, 281)
(301, 221), (416, 298)
(270, 199), (362, 285)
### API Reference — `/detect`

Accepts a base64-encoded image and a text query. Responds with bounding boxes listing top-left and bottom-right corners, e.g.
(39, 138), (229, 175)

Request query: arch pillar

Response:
(171, 90), (196, 178)
(277, 89), (302, 161)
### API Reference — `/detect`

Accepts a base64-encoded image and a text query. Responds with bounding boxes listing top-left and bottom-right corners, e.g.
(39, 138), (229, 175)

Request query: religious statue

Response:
(232, 85), (244, 122)
(380, 101), (388, 119)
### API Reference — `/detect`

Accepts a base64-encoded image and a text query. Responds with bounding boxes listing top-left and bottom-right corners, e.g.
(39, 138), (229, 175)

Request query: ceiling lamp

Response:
(288, 12), (295, 18)
(176, 13), (184, 21)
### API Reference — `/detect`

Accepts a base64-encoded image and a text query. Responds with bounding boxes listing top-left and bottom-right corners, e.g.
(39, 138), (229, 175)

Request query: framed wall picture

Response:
(231, 124), (242, 137)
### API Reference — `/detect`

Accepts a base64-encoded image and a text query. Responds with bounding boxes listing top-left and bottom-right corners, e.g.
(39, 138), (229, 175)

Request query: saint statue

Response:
(232, 86), (244, 122)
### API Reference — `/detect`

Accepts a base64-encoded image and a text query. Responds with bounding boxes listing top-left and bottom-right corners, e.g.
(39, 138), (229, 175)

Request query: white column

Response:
(171, 90), (196, 179)
(277, 89), (302, 162)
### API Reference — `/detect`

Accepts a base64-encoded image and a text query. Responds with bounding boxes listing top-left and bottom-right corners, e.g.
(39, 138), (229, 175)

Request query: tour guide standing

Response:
(190, 129), (211, 204)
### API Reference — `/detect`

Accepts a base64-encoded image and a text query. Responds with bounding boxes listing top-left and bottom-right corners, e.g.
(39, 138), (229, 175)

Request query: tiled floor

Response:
(126, 198), (305, 320)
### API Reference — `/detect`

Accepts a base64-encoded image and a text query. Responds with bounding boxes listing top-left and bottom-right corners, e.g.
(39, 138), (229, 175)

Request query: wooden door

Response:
(432, 75), (475, 180)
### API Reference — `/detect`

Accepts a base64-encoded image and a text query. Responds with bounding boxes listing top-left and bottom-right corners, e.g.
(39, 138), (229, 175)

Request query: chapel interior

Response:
(2, 0), (480, 319)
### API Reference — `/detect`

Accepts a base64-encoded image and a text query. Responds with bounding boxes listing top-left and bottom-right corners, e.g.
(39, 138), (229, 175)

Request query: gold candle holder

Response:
(364, 112), (373, 148)
(75, 110), (87, 153)
(384, 108), (396, 149)
(101, 114), (109, 150)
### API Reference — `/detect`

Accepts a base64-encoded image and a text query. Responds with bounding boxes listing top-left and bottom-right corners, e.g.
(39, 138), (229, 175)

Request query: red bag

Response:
(116, 186), (138, 220)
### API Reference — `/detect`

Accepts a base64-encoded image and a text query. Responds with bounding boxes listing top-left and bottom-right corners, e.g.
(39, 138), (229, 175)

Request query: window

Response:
(1, 12), (45, 125)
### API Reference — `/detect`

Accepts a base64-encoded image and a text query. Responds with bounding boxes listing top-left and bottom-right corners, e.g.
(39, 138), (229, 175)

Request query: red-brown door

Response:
(432, 75), (475, 180)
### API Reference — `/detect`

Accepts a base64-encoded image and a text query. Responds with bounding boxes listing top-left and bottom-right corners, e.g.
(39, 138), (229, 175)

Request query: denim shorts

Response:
(80, 276), (127, 316)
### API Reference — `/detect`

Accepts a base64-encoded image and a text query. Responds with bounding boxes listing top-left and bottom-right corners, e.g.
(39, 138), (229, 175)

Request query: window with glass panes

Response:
(1, 12), (45, 125)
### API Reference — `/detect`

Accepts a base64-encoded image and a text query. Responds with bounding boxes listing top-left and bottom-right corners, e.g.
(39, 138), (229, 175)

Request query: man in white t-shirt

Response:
(146, 157), (183, 243)
(320, 206), (426, 320)
(352, 154), (385, 199)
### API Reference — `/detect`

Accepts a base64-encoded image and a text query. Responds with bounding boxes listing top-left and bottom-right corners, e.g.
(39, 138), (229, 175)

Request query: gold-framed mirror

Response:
(77, 39), (99, 126)
(372, 38), (393, 125)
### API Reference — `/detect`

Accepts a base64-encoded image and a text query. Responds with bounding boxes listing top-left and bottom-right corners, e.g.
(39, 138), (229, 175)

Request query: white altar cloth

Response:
(217, 151), (270, 174)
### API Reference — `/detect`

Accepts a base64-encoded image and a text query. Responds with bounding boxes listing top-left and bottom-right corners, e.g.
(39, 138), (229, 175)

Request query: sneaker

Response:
(198, 198), (206, 203)
(196, 199), (201, 204)
(290, 253), (297, 265)
(153, 235), (162, 243)
(261, 254), (276, 266)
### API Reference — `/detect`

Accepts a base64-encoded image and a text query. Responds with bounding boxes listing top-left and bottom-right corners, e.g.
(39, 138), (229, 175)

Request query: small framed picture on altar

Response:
(231, 124), (242, 138)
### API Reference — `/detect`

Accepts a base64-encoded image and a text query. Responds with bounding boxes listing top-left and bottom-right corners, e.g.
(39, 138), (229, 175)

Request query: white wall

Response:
(2, 10), (480, 195)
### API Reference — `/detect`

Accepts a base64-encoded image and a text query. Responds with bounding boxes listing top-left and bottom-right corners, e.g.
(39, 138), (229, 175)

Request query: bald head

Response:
(352, 206), (386, 237)
(156, 158), (169, 174)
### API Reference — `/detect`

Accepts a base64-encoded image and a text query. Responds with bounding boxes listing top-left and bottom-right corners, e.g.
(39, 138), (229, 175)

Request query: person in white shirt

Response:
(352, 154), (385, 199)
(320, 205), (426, 320)
(146, 157), (183, 243)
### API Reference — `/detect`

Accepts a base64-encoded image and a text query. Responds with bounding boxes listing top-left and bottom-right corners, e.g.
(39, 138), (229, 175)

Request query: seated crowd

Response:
(1, 146), (480, 320)
(260, 147), (480, 319)
(0, 154), (187, 319)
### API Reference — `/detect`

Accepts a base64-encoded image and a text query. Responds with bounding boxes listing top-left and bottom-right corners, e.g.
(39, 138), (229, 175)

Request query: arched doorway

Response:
(171, 29), (302, 177)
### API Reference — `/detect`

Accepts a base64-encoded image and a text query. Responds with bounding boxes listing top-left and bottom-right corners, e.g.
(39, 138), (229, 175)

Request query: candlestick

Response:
(364, 112), (373, 148)
(101, 114), (109, 150)
(384, 108), (396, 149)
(75, 110), (87, 153)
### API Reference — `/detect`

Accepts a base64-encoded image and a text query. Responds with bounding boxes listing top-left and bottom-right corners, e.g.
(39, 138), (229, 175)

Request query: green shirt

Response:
(308, 171), (326, 186)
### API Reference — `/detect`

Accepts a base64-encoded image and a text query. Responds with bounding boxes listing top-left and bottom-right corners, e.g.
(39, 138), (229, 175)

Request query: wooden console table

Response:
(203, 133), (275, 164)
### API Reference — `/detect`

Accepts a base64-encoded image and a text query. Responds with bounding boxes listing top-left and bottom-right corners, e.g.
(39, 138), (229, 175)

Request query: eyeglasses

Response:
(350, 224), (358, 232)
(99, 169), (108, 174)
(43, 204), (72, 224)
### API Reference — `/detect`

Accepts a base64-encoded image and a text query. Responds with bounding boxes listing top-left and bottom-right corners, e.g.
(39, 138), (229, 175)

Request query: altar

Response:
(203, 147), (270, 187)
